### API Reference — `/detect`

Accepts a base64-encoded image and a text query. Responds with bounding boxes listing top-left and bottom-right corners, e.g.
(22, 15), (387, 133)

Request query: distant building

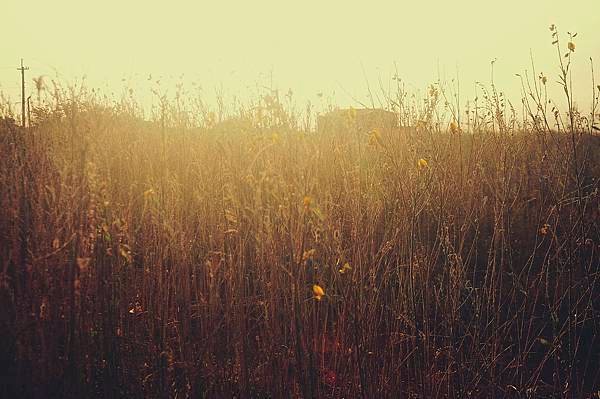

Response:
(317, 108), (398, 133)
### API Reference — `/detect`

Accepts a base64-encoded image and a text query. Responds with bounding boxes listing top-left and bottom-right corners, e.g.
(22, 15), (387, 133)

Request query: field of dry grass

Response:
(1, 32), (599, 398)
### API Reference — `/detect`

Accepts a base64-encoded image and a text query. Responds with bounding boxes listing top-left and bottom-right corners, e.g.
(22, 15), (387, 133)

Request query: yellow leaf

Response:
(417, 158), (429, 169)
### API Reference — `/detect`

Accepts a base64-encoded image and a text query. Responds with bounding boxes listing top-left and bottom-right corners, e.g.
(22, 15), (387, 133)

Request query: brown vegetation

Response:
(0, 29), (599, 398)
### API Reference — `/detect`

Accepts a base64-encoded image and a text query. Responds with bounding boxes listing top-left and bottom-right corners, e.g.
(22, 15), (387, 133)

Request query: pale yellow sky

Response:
(1, 0), (599, 114)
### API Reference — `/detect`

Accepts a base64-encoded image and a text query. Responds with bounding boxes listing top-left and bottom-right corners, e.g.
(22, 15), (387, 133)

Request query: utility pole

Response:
(17, 59), (29, 127)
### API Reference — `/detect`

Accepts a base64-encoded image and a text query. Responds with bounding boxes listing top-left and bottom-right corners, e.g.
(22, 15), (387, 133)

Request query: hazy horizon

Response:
(2, 0), (599, 116)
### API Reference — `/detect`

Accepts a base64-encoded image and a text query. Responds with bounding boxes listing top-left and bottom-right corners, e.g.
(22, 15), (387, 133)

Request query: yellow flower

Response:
(338, 262), (352, 274)
(143, 188), (155, 198)
(417, 158), (428, 169)
(303, 196), (312, 208)
(313, 284), (325, 301)
(450, 120), (459, 134)
(568, 42), (575, 52)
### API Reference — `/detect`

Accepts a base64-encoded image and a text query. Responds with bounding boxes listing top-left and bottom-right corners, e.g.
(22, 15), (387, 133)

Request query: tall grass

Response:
(0, 31), (599, 398)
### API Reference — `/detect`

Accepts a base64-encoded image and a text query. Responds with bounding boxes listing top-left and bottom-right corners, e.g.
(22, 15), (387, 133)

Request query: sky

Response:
(1, 0), (599, 117)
